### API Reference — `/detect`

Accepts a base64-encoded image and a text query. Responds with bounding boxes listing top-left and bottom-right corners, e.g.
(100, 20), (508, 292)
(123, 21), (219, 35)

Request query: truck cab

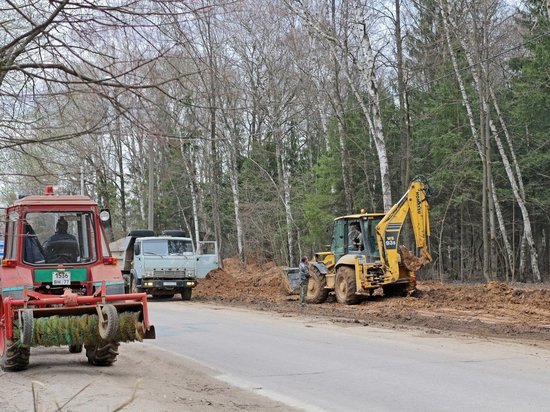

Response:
(113, 231), (219, 300)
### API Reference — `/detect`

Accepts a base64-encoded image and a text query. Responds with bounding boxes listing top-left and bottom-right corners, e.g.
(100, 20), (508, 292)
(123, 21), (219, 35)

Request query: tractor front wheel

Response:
(1, 298), (30, 371)
(85, 342), (119, 366)
(334, 266), (359, 305)
(306, 267), (329, 304)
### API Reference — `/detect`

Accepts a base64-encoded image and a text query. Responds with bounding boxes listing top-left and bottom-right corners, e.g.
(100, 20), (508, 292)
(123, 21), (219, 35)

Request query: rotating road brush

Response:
(15, 312), (144, 347)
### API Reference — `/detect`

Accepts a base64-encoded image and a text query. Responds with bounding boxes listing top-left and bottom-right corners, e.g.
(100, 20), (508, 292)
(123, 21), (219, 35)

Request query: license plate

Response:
(52, 271), (71, 285)
(163, 281), (177, 286)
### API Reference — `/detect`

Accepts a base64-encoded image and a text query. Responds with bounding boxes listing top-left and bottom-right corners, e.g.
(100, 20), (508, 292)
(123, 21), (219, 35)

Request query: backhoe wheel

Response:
(69, 344), (83, 353)
(180, 288), (192, 301)
(334, 266), (359, 305)
(306, 267), (329, 304)
(85, 342), (119, 366)
(383, 284), (408, 297)
(19, 309), (34, 347)
(98, 305), (118, 341)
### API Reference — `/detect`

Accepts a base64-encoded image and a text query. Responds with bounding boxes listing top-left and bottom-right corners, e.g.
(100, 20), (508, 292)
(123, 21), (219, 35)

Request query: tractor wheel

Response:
(306, 267), (329, 304)
(1, 340), (30, 372)
(85, 342), (119, 366)
(69, 344), (83, 353)
(334, 266), (359, 305)
(180, 288), (192, 301)
(98, 305), (118, 341)
(19, 309), (34, 347)
(0, 298), (30, 371)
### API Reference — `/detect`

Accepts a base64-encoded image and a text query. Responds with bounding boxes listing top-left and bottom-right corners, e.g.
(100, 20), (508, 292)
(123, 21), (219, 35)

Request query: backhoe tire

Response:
(69, 344), (83, 353)
(383, 284), (408, 297)
(334, 266), (359, 305)
(85, 342), (119, 366)
(181, 288), (192, 301)
(306, 267), (329, 304)
(1, 340), (30, 372)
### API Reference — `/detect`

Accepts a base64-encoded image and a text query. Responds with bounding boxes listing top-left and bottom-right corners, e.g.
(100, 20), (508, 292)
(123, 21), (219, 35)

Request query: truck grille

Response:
(153, 270), (194, 278)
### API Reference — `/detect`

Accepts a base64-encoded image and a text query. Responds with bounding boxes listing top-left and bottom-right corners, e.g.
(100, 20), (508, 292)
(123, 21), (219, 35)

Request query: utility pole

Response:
(80, 166), (84, 195)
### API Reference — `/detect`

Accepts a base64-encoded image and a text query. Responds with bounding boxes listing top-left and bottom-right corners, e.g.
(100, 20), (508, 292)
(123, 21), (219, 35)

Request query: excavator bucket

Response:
(281, 268), (301, 295)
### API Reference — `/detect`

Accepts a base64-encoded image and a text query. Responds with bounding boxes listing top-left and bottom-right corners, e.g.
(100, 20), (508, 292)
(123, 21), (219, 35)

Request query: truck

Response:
(111, 230), (219, 300)
(304, 177), (432, 304)
(0, 186), (155, 371)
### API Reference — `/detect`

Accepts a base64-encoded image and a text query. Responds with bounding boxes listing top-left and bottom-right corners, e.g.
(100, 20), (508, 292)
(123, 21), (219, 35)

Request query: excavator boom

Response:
(376, 176), (432, 282)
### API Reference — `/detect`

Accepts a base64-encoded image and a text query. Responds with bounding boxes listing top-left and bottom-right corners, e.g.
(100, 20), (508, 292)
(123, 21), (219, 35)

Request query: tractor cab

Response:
(1, 187), (155, 372)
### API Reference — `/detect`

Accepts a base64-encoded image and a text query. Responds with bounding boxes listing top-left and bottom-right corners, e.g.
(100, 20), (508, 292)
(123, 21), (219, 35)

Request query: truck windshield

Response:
(142, 239), (193, 256)
(23, 211), (97, 265)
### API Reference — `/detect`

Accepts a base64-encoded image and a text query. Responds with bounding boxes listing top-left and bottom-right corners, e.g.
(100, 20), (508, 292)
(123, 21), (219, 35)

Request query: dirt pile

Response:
(195, 258), (550, 343)
(194, 258), (286, 304)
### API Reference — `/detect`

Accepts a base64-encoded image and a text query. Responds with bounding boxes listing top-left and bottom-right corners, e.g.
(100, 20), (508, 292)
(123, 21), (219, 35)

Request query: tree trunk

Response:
(395, 0), (411, 192)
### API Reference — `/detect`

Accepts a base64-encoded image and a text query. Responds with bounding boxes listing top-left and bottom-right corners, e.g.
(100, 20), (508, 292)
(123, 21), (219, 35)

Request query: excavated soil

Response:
(195, 258), (550, 345)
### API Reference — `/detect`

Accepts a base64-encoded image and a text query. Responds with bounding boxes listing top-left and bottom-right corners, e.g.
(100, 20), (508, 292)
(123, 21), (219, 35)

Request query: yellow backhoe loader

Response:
(306, 177), (432, 304)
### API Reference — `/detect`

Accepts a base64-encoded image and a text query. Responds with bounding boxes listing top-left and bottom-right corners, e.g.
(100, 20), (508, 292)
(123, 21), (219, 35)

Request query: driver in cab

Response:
(44, 217), (79, 263)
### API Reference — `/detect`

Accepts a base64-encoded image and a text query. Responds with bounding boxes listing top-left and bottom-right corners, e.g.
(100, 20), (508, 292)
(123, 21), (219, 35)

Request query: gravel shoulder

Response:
(0, 343), (293, 412)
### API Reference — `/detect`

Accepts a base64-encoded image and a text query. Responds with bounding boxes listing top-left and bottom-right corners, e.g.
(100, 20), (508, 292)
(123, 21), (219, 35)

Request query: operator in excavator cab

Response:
(44, 216), (80, 263)
(348, 222), (363, 252)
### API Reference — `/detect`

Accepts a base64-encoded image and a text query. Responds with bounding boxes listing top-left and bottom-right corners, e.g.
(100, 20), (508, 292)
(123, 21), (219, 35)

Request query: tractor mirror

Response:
(99, 209), (110, 222)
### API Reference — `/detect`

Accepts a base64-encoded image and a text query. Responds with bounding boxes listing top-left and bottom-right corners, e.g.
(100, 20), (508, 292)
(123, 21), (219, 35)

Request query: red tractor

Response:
(0, 186), (155, 371)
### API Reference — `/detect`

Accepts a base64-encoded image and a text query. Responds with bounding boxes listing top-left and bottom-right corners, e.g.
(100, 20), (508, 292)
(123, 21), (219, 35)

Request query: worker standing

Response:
(299, 256), (310, 307)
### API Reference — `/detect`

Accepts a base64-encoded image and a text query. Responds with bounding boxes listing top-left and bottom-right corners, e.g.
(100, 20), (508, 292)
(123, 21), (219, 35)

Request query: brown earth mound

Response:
(195, 258), (550, 344)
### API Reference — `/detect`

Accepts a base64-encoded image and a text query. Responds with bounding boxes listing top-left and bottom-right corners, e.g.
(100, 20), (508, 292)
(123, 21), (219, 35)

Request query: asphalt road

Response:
(147, 301), (550, 412)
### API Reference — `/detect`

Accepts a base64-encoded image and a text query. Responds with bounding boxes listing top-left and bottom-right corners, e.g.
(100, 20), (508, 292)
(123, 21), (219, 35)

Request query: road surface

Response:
(148, 301), (550, 412)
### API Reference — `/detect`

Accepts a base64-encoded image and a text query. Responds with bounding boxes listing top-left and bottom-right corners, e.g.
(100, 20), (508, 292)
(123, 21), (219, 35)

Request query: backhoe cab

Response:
(307, 177), (432, 304)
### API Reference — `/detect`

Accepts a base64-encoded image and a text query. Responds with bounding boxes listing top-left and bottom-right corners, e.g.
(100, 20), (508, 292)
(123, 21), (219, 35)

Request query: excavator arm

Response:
(376, 177), (432, 282)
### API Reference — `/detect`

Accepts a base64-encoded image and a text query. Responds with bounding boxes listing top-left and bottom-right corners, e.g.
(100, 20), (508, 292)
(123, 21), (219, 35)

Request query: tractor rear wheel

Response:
(85, 342), (119, 366)
(334, 266), (359, 305)
(306, 267), (329, 304)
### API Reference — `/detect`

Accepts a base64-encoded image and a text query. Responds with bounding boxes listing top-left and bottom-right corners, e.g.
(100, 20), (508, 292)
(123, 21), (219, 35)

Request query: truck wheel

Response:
(130, 275), (139, 294)
(334, 266), (359, 305)
(154, 293), (175, 299)
(98, 305), (118, 341)
(180, 288), (192, 301)
(85, 342), (119, 366)
(306, 267), (329, 304)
